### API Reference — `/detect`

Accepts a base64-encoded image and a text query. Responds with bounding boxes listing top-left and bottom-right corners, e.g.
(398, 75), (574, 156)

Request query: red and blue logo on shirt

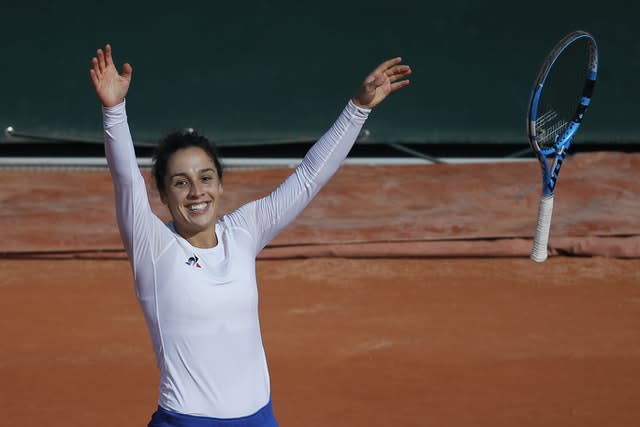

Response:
(186, 254), (202, 268)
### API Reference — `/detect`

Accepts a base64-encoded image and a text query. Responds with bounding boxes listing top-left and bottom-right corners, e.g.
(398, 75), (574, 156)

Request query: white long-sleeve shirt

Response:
(102, 100), (370, 418)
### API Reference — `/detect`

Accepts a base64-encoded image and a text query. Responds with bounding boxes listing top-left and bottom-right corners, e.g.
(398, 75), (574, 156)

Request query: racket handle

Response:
(531, 194), (554, 263)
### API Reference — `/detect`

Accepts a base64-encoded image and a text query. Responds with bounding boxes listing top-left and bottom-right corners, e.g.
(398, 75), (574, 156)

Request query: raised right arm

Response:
(91, 45), (161, 271)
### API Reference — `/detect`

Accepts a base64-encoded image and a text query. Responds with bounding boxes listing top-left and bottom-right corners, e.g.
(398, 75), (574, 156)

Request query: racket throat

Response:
(544, 147), (565, 193)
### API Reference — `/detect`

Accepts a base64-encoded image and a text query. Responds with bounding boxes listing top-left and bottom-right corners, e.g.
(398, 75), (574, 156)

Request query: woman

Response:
(90, 44), (410, 427)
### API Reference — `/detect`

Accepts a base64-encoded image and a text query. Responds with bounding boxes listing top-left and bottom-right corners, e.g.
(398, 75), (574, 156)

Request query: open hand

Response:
(352, 57), (411, 109)
(90, 44), (133, 107)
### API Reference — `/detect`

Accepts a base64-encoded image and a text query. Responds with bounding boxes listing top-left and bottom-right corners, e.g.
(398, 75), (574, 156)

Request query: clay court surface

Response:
(1, 152), (639, 426)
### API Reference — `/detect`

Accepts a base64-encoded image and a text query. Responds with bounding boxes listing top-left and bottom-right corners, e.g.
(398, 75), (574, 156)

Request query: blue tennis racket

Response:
(528, 31), (598, 262)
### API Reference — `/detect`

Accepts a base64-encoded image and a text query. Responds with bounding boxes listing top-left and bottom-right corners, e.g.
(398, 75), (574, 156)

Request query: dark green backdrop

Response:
(1, 0), (637, 147)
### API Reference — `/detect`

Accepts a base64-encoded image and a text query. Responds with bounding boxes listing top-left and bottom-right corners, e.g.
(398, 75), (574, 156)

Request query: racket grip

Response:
(531, 194), (554, 263)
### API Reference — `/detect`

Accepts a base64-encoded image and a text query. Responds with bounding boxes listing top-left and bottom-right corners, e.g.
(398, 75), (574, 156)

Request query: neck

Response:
(175, 224), (218, 249)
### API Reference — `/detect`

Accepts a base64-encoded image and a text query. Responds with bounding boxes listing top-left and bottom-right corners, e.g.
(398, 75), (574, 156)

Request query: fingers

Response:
(89, 68), (99, 87)
(90, 57), (101, 79)
(104, 44), (113, 67)
(97, 47), (106, 71)
(367, 64), (411, 92)
(122, 62), (133, 79)
(389, 79), (411, 93)
(373, 57), (403, 75)
(90, 44), (114, 75)
(386, 64), (412, 82)
(90, 49), (105, 82)
(368, 59), (411, 89)
(386, 64), (412, 77)
(384, 62), (411, 93)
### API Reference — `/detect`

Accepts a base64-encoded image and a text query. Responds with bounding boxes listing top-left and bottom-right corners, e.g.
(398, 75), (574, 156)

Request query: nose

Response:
(188, 181), (204, 198)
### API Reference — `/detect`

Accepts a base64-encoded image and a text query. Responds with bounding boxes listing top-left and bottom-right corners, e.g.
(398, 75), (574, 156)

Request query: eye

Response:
(201, 175), (213, 183)
(173, 179), (188, 188)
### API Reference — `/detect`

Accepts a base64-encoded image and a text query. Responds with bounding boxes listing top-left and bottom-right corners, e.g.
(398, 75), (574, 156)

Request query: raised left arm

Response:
(231, 57), (412, 252)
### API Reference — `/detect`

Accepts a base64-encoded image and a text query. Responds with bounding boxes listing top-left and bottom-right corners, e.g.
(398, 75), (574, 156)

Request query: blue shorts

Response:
(147, 399), (279, 427)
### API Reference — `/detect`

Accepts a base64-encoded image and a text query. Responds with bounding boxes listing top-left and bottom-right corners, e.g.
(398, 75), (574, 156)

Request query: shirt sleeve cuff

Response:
(102, 100), (127, 129)
(346, 99), (371, 120)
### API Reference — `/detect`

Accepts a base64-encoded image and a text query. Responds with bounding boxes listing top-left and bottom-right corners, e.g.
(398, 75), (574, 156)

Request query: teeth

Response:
(188, 202), (208, 211)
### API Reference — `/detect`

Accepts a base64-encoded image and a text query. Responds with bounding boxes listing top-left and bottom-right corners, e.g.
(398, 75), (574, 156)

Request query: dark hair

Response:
(152, 130), (223, 196)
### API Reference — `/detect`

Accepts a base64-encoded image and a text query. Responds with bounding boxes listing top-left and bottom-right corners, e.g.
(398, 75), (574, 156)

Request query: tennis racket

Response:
(528, 30), (598, 262)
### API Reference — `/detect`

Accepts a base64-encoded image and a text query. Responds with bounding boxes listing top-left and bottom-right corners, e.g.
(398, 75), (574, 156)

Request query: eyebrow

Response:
(169, 168), (217, 180)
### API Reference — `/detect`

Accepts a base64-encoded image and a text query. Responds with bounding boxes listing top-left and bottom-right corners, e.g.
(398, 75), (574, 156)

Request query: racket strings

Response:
(532, 36), (594, 152)
(535, 110), (569, 149)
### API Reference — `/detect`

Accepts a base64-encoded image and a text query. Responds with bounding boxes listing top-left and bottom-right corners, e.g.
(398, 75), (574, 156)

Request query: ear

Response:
(159, 191), (168, 205)
(218, 182), (224, 195)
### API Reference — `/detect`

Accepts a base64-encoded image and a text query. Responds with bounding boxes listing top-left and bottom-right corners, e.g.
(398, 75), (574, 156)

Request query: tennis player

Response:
(90, 43), (410, 427)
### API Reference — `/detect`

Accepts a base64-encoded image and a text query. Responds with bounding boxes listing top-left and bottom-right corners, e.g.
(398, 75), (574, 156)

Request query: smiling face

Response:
(161, 146), (224, 248)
